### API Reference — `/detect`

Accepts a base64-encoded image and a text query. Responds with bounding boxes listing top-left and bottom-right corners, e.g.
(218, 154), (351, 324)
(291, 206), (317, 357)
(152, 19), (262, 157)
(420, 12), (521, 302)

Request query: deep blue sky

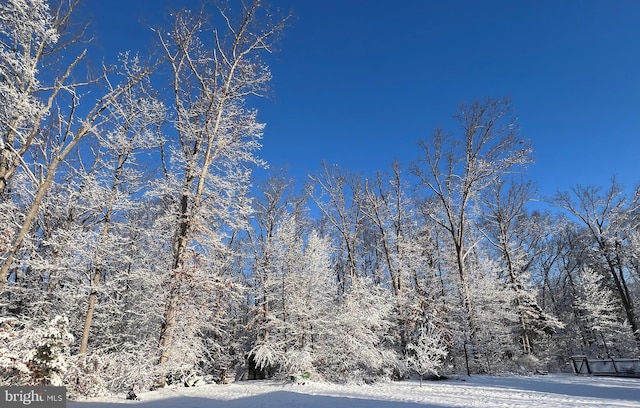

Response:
(81, 0), (640, 199)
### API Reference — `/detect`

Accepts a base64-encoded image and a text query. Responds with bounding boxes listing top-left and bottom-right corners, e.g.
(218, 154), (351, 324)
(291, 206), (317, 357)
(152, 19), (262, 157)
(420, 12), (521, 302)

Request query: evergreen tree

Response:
(30, 315), (73, 386)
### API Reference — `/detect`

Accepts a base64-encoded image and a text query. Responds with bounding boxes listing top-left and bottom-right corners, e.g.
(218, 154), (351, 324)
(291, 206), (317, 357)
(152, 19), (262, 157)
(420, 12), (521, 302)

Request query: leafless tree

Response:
(152, 1), (289, 384)
(412, 97), (533, 361)
(480, 179), (561, 356)
(0, 0), (154, 292)
(553, 180), (640, 352)
(309, 162), (365, 293)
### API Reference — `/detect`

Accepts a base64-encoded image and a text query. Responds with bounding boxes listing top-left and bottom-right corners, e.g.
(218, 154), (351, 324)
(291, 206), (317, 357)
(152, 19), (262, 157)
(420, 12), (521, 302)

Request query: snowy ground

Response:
(68, 374), (640, 408)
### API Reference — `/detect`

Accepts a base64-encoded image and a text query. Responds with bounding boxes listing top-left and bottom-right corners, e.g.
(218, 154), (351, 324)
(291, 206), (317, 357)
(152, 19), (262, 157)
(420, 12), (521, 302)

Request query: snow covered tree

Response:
(76, 54), (165, 355)
(412, 98), (533, 368)
(319, 278), (398, 382)
(0, 0), (155, 292)
(249, 224), (336, 379)
(153, 2), (289, 385)
(245, 172), (308, 375)
(574, 266), (635, 357)
(361, 162), (446, 374)
(309, 163), (366, 293)
(553, 180), (640, 352)
(0, 316), (39, 385)
(407, 322), (448, 386)
(361, 162), (416, 296)
(0, 0), (64, 194)
(466, 257), (522, 373)
(480, 179), (562, 363)
(246, 197), (399, 382)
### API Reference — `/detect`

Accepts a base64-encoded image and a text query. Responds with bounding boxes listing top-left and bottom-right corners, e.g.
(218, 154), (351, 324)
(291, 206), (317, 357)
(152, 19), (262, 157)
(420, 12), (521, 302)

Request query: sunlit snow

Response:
(68, 374), (640, 408)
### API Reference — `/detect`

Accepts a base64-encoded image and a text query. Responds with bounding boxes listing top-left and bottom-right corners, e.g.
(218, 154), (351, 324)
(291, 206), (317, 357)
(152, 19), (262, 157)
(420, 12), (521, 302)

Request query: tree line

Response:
(1, 0), (638, 397)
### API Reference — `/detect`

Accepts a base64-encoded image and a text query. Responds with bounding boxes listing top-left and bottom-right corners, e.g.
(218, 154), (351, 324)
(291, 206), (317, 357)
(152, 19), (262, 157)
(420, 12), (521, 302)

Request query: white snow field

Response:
(68, 374), (640, 408)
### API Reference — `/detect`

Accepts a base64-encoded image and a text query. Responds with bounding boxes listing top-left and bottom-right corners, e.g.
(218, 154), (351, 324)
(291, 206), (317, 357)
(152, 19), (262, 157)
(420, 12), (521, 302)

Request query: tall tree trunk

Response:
(156, 188), (191, 383)
(79, 152), (128, 354)
(79, 268), (102, 354)
(0, 157), (59, 291)
(151, 1), (288, 384)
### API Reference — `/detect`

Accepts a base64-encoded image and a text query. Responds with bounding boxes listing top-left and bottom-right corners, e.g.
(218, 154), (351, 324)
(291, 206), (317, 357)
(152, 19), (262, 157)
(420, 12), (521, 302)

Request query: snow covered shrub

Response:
(99, 345), (162, 392)
(161, 369), (205, 388)
(183, 372), (204, 387)
(0, 316), (35, 385)
(64, 347), (160, 395)
(407, 322), (449, 385)
(65, 353), (106, 398)
(0, 315), (78, 386)
(29, 315), (73, 386)
(282, 349), (314, 377)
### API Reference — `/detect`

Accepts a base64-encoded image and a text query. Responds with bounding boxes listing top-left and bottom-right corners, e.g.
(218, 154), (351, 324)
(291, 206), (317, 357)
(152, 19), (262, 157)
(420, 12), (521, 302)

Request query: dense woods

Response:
(1, 0), (639, 397)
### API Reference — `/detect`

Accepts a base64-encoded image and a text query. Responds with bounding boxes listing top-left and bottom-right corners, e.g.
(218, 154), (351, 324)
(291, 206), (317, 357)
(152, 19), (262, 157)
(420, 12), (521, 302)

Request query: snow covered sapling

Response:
(30, 315), (74, 386)
(407, 322), (448, 386)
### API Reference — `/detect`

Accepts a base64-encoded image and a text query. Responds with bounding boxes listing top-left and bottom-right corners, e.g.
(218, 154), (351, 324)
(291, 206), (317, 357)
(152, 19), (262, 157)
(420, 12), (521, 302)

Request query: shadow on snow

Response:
(466, 376), (640, 402)
(68, 391), (447, 408)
